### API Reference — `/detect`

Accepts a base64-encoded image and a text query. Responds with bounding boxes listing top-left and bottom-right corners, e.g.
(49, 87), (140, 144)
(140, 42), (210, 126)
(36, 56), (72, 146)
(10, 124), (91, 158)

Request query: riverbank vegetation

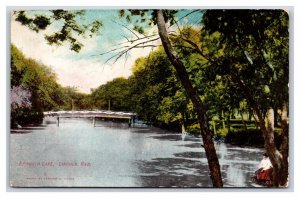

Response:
(11, 43), (285, 148)
(88, 45), (285, 149)
(10, 45), (92, 127)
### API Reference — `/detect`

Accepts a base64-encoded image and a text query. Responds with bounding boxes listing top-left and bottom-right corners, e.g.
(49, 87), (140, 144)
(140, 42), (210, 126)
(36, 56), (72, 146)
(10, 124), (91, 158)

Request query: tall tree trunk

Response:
(230, 74), (286, 187)
(280, 101), (289, 186)
(264, 107), (284, 187)
(156, 10), (223, 187)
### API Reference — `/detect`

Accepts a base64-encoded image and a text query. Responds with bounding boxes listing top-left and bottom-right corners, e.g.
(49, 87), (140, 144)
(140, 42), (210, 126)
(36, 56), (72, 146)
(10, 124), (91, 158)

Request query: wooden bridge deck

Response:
(44, 110), (137, 127)
(44, 110), (136, 118)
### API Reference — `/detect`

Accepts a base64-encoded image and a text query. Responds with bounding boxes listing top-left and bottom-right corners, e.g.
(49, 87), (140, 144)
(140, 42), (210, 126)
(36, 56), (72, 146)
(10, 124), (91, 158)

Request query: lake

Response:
(10, 117), (263, 187)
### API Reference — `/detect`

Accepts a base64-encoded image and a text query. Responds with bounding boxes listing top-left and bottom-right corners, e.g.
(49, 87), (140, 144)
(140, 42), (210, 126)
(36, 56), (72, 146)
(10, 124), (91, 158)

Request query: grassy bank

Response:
(185, 120), (283, 148)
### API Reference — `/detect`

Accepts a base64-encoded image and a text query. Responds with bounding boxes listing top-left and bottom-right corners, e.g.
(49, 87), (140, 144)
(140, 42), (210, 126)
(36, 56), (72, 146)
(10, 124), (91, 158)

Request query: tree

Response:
(58, 86), (93, 110)
(11, 45), (61, 126)
(200, 9), (289, 187)
(10, 45), (94, 126)
(127, 47), (190, 131)
(91, 77), (131, 111)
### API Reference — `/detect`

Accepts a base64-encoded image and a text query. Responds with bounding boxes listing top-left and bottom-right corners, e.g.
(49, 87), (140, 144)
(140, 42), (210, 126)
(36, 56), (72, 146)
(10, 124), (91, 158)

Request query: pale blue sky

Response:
(11, 9), (203, 93)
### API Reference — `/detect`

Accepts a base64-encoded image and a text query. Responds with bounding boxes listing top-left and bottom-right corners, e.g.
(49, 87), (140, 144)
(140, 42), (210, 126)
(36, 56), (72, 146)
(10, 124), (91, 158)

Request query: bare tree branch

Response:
(121, 34), (130, 42)
(123, 51), (129, 68)
(116, 34), (158, 46)
(95, 36), (160, 65)
(112, 20), (140, 39)
(168, 9), (202, 28)
(111, 44), (158, 64)
(91, 45), (129, 57)
(96, 11), (205, 66)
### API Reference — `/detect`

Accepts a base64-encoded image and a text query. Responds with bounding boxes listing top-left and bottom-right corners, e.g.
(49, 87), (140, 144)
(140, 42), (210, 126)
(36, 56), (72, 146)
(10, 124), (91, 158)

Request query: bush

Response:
(225, 129), (281, 148)
(216, 128), (229, 138)
(187, 123), (200, 136)
(11, 108), (44, 128)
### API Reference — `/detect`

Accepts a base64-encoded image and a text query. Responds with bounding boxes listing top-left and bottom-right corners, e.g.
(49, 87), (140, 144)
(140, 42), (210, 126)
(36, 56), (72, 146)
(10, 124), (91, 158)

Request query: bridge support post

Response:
(57, 117), (59, 127)
(93, 117), (95, 127)
(128, 118), (133, 127)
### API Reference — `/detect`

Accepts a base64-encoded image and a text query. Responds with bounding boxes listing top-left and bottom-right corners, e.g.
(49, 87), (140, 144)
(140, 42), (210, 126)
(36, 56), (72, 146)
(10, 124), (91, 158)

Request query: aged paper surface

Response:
(9, 9), (289, 188)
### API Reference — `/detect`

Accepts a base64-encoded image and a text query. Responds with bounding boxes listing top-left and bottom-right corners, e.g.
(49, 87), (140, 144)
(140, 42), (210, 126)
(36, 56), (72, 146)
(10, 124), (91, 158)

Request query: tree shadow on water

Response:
(11, 126), (46, 134)
(148, 134), (199, 142)
(173, 151), (207, 159)
(135, 151), (256, 187)
(135, 155), (213, 187)
(177, 142), (203, 148)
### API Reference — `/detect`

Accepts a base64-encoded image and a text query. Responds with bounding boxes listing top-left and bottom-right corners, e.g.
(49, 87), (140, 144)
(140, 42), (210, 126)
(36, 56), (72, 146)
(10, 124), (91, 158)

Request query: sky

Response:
(11, 9), (202, 93)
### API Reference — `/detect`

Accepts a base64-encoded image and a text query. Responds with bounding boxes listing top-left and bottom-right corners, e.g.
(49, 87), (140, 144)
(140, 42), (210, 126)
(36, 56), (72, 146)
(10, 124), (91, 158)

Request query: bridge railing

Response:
(44, 110), (137, 127)
(44, 110), (137, 117)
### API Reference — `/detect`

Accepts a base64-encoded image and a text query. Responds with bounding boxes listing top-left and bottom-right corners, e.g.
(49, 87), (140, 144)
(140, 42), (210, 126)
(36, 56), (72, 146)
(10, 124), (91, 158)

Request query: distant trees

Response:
(90, 77), (131, 111)
(57, 86), (93, 110)
(10, 45), (91, 127)
(11, 44), (56, 126)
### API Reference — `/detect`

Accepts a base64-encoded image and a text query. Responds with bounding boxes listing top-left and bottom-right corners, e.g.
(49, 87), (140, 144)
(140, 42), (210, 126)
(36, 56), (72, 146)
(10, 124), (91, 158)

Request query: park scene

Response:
(10, 9), (289, 188)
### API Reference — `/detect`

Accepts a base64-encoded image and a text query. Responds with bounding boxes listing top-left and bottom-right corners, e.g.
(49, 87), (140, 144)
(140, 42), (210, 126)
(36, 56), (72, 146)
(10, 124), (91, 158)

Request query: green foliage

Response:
(11, 109), (44, 127)
(216, 128), (229, 139)
(186, 123), (200, 135)
(89, 46), (191, 131)
(201, 9), (289, 117)
(90, 77), (131, 111)
(131, 57), (147, 74)
(10, 45), (92, 127)
(56, 86), (93, 110)
(15, 11), (51, 32)
(157, 91), (186, 124)
(128, 47), (189, 130)
(11, 45), (59, 110)
(14, 10), (102, 52)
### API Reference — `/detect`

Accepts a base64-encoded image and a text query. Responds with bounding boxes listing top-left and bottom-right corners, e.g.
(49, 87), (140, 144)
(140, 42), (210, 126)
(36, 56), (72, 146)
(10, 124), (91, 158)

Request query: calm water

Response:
(10, 117), (263, 187)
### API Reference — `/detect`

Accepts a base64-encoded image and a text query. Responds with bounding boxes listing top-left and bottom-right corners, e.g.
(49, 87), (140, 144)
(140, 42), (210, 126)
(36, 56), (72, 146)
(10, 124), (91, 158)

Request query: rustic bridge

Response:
(44, 110), (137, 127)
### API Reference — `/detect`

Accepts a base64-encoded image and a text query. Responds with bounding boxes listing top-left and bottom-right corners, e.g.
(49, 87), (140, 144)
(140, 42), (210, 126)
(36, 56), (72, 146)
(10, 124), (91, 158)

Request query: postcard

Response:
(9, 9), (289, 188)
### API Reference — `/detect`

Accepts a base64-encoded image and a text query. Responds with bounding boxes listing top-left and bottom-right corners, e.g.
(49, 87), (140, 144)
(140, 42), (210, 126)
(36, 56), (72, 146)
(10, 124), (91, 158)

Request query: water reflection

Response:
(10, 118), (262, 187)
(181, 132), (187, 141)
(214, 142), (261, 187)
(217, 142), (227, 171)
(226, 164), (246, 187)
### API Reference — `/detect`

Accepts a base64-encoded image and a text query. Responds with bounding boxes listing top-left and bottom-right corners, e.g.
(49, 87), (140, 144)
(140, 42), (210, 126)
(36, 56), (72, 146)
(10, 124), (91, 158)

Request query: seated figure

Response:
(255, 153), (273, 185)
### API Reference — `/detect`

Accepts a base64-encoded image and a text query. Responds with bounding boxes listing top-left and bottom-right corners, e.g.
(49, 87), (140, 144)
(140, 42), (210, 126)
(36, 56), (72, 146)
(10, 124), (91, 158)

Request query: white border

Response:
(1, 0), (299, 197)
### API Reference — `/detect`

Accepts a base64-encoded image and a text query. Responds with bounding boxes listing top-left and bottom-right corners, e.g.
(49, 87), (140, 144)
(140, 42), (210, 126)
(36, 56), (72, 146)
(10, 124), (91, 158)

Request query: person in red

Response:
(255, 153), (273, 185)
